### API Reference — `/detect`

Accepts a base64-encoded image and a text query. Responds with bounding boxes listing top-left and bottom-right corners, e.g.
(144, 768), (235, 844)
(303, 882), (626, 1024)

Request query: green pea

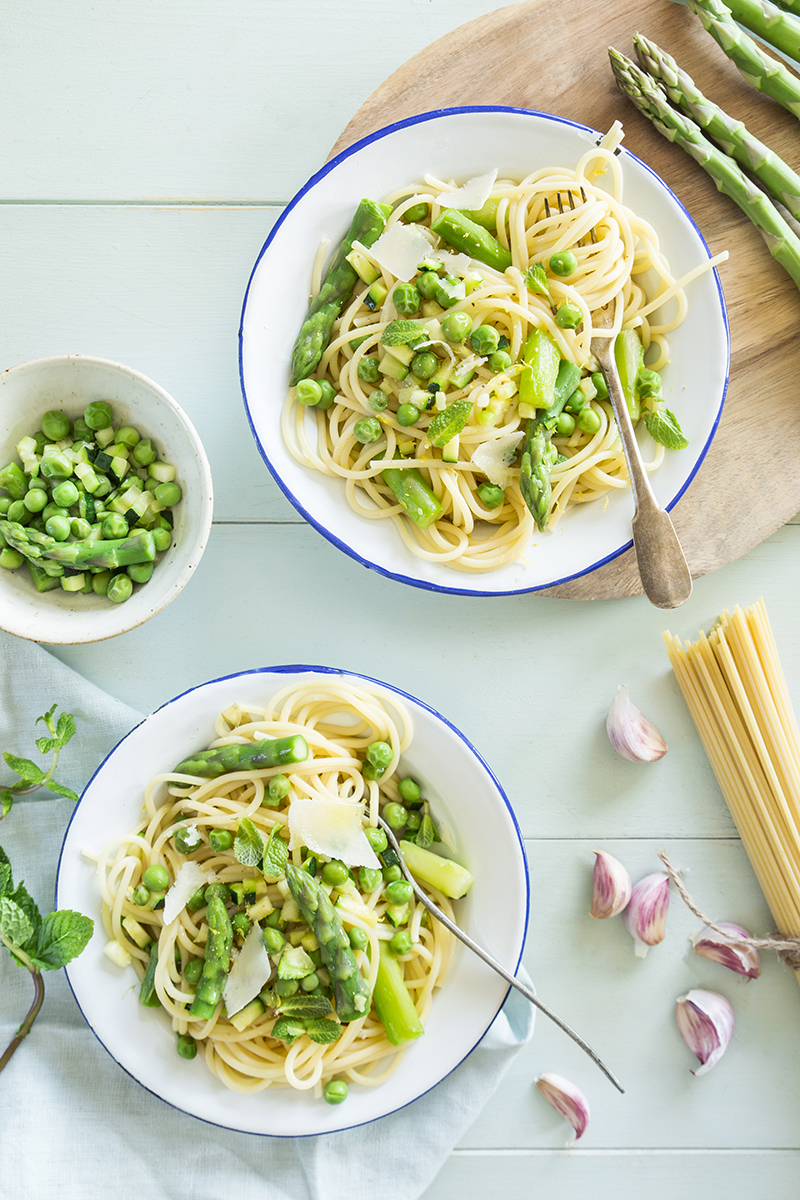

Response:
(349, 927), (368, 951)
(555, 413), (576, 437)
(565, 388), (586, 414)
(296, 378), (323, 406)
(434, 275), (463, 308)
(300, 972), (320, 992)
(390, 930), (413, 956)
(316, 381), (336, 410)
(23, 489), (48, 513)
(357, 356), (381, 384)
(40, 410), (71, 441)
(183, 957), (203, 985)
(382, 865), (402, 883)
(549, 250), (578, 277)
(132, 885), (150, 906)
(416, 270), (440, 300)
(43, 503), (69, 522)
(383, 802), (407, 829)
(386, 879), (413, 905)
(70, 518), (91, 540)
(232, 913), (252, 937)
(321, 860), (349, 887)
(176, 1033), (197, 1060)
(410, 352), (437, 380)
(71, 417), (92, 442)
(152, 527), (172, 552)
(6, 501), (29, 525)
(153, 481), (181, 507)
(405, 811), (422, 832)
(441, 311), (472, 343)
(367, 741), (393, 770)
(359, 866), (383, 893)
(133, 438), (157, 466)
(368, 389), (389, 412)
(555, 303), (582, 329)
(51, 480), (79, 508)
(403, 201), (429, 223)
(488, 349), (513, 373)
(173, 826), (202, 855)
(396, 403), (420, 427)
(263, 926), (286, 954)
(186, 886), (206, 912)
(0, 549), (23, 569)
(92, 570), (112, 595)
(102, 513), (129, 539)
(209, 828), (233, 852)
(364, 826), (388, 854)
(353, 417), (382, 444)
(143, 863), (170, 891)
(397, 778), (422, 805)
(477, 482), (505, 509)
(469, 325), (500, 355)
(45, 515), (71, 542)
(578, 406), (602, 435)
(267, 774), (291, 804)
(205, 883), (229, 904)
(0, 498), (10, 516)
(115, 425), (140, 448)
(637, 368), (662, 399)
(323, 1080), (349, 1105)
(39, 452), (73, 480)
(107, 574), (133, 604)
(275, 979), (299, 997)
(83, 401), (114, 431)
(591, 371), (609, 400)
(393, 282), (421, 315)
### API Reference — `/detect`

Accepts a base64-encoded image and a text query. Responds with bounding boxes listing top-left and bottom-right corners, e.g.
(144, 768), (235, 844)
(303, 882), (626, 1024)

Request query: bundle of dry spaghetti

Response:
(664, 599), (800, 971)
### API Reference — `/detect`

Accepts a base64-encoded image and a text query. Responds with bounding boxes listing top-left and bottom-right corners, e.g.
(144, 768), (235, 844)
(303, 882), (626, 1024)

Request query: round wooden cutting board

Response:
(329, 0), (800, 600)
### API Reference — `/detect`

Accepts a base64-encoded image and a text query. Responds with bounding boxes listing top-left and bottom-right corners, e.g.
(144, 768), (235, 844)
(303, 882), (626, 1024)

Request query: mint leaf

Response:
(35, 737), (56, 755)
(0, 792), (11, 820)
(270, 1016), (307, 1045)
(381, 320), (428, 347)
(524, 262), (552, 301)
(234, 817), (264, 868)
(0, 862), (12, 898)
(305, 1018), (343, 1045)
(55, 713), (76, 747)
(42, 779), (79, 801)
(262, 825), (289, 881)
(416, 813), (437, 849)
(276, 994), (333, 1020)
(10, 881), (41, 943)
(36, 704), (58, 735)
(0, 897), (35, 948)
(4, 754), (44, 786)
(643, 408), (689, 451)
(31, 910), (93, 970)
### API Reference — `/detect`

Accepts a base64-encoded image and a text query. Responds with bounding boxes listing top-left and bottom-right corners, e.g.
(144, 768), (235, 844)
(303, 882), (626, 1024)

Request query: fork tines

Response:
(543, 187), (598, 246)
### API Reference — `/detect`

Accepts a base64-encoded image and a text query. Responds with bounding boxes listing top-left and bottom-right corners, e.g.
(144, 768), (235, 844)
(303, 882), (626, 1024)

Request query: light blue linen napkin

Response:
(0, 632), (533, 1200)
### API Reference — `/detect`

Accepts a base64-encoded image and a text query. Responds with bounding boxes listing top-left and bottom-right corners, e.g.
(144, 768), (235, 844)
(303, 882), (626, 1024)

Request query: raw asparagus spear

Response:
(608, 47), (800, 290)
(189, 884), (233, 1020)
(0, 521), (155, 569)
(519, 359), (582, 532)
(716, 0), (800, 63)
(634, 32), (800, 221)
(173, 735), (309, 779)
(687, 0), (800, 118)
(289, 198), (392, 385)
(284, 862), (371, 1023)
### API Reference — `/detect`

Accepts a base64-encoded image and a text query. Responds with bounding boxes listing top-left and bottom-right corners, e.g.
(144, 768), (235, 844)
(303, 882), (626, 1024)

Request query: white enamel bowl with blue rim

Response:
(56, 665), (529, 1136)
(239, 105), (729, 596)
(0, 354), (213, 643)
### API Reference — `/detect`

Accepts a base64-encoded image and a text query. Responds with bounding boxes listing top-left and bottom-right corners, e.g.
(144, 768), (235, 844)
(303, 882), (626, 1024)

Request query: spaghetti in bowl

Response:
(56, 666), (528, 1135)
(239, 107), (728, 595)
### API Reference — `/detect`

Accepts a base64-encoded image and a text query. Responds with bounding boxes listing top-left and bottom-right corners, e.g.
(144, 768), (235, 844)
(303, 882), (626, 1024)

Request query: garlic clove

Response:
(675, 988), (735, 1075)
(692, 922), (761, 980)
(590, 850), (632, 919)
(535, 1072), (590, 1146)
(606, 685), (668, 763)
(623, 871), (670, 957)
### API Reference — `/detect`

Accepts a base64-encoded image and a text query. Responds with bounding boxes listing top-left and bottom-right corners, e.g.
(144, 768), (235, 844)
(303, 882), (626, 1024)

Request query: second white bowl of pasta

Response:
(240, 106), (728, 595)
(56, 666), (528, 1135)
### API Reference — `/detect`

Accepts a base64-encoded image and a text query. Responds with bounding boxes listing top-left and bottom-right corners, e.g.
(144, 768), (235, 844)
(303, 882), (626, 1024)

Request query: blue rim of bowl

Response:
(57, 663), (530, 1137)
(239, 104), (729, 596)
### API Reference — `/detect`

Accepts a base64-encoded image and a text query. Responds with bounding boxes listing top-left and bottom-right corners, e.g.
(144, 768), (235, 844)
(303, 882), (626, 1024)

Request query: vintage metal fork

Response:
(377, 814), (624, 1092)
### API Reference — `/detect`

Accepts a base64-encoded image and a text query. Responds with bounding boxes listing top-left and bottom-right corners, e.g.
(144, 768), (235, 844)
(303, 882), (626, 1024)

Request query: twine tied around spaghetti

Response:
(657, 851), (800, 971)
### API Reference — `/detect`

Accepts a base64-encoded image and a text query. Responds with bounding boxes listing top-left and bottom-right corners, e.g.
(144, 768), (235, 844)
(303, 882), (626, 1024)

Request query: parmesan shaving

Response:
(162, 861), (211, 926)
(470, 432), (525, 488)
(287, 797), (381, 868)
(362, 223), (434, 281)
(223, 924), (273, 1017)
(436, 169), (498, 212)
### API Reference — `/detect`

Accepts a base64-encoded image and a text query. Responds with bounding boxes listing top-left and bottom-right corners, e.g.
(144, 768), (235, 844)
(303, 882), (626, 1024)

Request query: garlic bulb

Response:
(590, 850), (632, 919)
(535, 1072), (590, 1146)
(606, 685), (667, 763)
(675, 988), (735, 1075)
(693, 922), (761, 980)
(623, 871), (670, 956)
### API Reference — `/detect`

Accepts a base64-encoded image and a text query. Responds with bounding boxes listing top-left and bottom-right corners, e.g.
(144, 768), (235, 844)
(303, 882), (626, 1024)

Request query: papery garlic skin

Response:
(536, 1072), (590, 1146)
(590, 850), (632, 919)
(623, 871), (670, 957)
(606, 685), (668, 763)
(693, 922), (761, 980)
(675, 988), (735, 1075)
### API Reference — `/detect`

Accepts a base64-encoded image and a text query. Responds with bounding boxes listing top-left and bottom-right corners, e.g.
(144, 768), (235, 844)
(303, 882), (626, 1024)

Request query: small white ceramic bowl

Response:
(56, 665), (529, 1136)
(239, 106), (729, 596)
(0, 354), (213, 643)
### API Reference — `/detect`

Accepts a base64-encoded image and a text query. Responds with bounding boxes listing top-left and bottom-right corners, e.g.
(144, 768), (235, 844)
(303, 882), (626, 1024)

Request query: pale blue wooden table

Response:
(3, 1), (800, 1195)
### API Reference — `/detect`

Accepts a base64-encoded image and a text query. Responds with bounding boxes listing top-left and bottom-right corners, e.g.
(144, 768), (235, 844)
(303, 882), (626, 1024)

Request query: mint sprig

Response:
(0, 844), (93, 1073)
(1, 704), (79, 819)
(643, 408), (689, 451)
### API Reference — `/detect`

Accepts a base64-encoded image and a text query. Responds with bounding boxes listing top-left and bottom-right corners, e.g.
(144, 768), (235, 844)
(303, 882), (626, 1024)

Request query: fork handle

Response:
(593, 342), (692, 609)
